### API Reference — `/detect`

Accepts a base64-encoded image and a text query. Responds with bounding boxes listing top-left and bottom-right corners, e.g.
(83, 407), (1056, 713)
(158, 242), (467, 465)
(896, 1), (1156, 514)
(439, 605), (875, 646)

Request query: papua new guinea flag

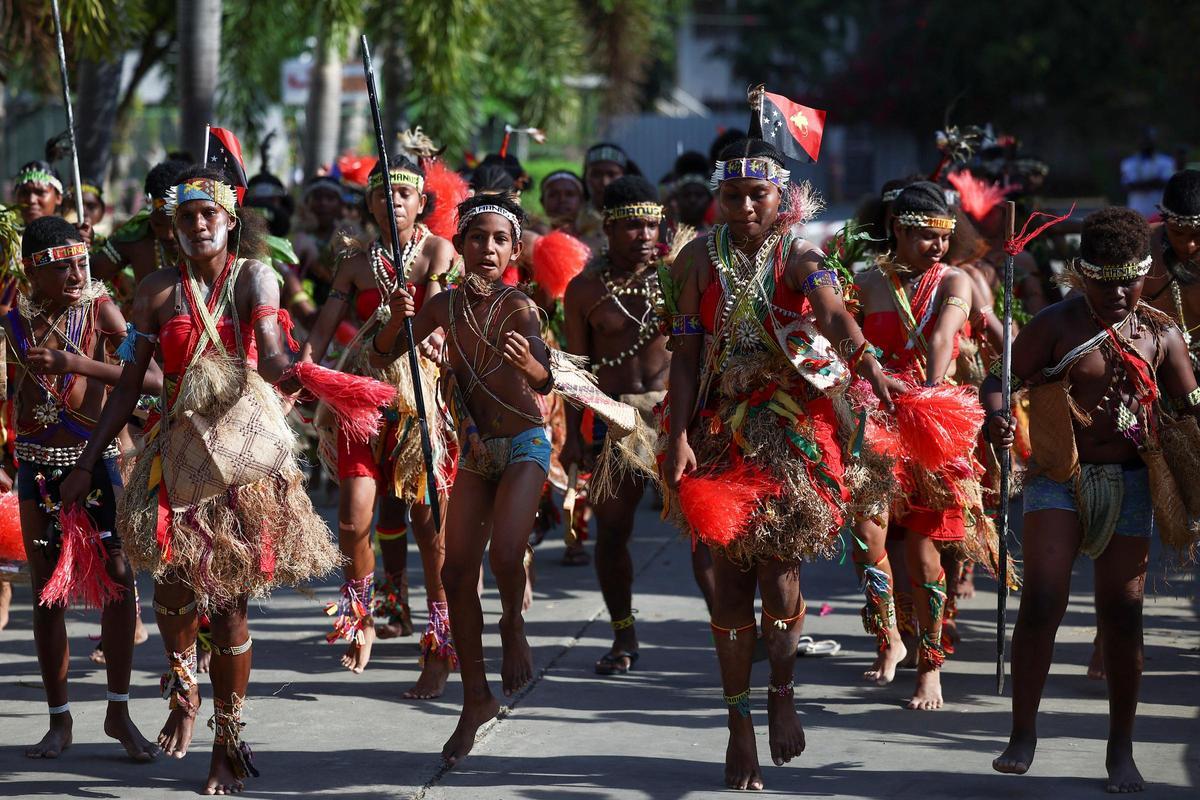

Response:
(759, 91), (826, 164)
(207, 127), (248, 202)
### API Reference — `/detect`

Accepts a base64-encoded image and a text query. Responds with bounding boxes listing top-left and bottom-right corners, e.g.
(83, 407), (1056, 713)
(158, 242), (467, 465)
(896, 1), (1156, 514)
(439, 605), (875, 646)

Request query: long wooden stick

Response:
(49, 0), (88, 281)
(997, 200), (1016, 695)
(360, 35), (443, 533)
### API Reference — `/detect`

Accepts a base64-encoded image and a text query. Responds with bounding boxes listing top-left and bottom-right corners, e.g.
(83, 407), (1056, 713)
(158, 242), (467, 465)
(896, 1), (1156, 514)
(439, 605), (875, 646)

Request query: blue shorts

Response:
(458, 426), (551, 483)
(17, 455), (124, 559)
(1024, 465), (1153, 539)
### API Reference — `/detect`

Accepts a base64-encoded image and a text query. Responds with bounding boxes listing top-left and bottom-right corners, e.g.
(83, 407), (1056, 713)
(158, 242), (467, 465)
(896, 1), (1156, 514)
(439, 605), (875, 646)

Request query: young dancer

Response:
(7, 216), (161, 762)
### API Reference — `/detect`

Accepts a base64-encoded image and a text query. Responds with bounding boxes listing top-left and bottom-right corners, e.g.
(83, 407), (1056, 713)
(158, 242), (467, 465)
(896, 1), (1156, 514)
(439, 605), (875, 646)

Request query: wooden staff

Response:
(360, 35), (443, 532)
(996, 199), (1016, 694)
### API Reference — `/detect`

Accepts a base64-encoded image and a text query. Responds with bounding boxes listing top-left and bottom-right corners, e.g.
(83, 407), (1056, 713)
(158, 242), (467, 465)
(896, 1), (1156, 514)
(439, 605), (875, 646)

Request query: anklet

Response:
(611, 613), (636, 631)
(710, 620), (756, 641)
(213, 637), (253, 657)
(48, 703), (70, 715)
(208, 694), (259, 780)
(106, 691), (130, 702)
(762, 602), (807, 630)
(767, 680), (794, 697)
(724, 688), (751, 717)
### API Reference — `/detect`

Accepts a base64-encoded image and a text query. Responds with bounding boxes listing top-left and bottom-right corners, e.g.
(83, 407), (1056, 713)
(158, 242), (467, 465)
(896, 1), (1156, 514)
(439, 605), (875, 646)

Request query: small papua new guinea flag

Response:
(758, 91), (826, 164)
(207, 127), (249, 202)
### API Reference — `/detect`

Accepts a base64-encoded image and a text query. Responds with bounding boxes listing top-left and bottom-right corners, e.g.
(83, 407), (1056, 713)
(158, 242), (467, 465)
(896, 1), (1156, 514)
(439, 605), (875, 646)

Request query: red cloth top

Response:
(355, 282), (425, 322)
(699, 261), (811, 335)
(160, 315), (257, 374)
(861, 310), (968, 375)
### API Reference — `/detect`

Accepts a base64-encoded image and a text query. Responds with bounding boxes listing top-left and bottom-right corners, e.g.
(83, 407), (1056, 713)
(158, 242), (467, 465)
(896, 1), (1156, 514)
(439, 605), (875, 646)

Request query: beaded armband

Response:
(328, 287), (352, 303)
(943, 295), (971, 316)
(1172, 386), (1200, 412)
(801, 269), (841, 296)
(670, 313), (704, 336)
(99, 239), (125, 267)
(987, 358), (1025, 392)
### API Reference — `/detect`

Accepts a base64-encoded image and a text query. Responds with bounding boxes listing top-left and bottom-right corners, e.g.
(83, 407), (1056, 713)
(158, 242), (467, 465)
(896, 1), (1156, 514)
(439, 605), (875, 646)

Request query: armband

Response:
(1172, 386), (1200, 411)
(98, 239), (125, 267)
(988, 358), (1025, 392)
(800, 269), (841, 296)
(115, 324), (157, 363)
(371, 334), (393, 357)
(943, 295), (971, 316)
(847, 341), (883, 372)
(328, 287), (352, 303)
(532, 369), (554, 395)
(670, 314), (704, 336)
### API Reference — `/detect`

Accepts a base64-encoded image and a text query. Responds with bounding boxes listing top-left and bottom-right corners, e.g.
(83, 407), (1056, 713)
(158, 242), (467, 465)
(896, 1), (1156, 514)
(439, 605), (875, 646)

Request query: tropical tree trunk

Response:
(303, 19), (343, 177)
(382, 38), (408, 146)
(177, 0), (222, 161)
(76, 55), (122, 183)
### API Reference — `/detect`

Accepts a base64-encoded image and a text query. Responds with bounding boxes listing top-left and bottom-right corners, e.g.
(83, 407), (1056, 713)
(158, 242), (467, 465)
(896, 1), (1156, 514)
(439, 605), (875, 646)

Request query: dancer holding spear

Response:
(297, 36), (456, 686)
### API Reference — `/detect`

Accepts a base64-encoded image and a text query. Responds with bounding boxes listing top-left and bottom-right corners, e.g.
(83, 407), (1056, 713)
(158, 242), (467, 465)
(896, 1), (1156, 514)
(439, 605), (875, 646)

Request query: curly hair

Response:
(22, 215), (81, 259)
(716, 138), (786, 168)
(602, 175), (658, 209)
(455, 191), (527, 237)
(145, 159), (190, 199)
(1080, 207), (1150, 266)
(1161, 169), (1200, 216)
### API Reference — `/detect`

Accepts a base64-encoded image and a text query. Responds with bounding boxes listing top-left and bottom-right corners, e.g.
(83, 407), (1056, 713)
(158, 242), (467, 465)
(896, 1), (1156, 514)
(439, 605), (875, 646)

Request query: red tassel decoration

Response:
(0, 492), (25, 561)
(678, 465), (781, 547)
(893, 385), (985, 472)
(292, 361), (397, 444)
(39, 506), (125, 609)
(422, 159), (470, 242)
(947, 169), (1006, 222)
(532, 230), (590, 301)
(501, 264), (520, 287)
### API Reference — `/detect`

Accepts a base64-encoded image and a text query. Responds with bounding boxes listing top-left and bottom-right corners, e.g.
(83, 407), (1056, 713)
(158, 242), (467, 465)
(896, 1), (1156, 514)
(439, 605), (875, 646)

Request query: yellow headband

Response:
(603, 202), (664, 223)
(896, 212), (955, 231)
(368, 169), (424, 193)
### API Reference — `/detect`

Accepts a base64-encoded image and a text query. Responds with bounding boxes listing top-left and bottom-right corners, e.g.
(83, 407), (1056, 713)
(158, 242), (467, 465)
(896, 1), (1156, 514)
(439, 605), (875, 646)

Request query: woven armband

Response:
(1172, 386), (1200, 412)
(987, 358), (1025, 392)
(943, 295), (971, 316)
(671, 314), (704, 336)
(801, 269), (841, 296)
(328, 287), (352, 303)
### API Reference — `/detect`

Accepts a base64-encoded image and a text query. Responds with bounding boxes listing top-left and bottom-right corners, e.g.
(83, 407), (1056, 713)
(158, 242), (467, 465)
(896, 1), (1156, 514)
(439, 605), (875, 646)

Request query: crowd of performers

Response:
(1, 99), (1199, 796)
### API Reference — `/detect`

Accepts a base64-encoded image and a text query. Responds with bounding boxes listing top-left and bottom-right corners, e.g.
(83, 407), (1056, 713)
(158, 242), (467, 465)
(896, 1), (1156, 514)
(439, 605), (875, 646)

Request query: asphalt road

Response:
(1, 497), (1197, 799)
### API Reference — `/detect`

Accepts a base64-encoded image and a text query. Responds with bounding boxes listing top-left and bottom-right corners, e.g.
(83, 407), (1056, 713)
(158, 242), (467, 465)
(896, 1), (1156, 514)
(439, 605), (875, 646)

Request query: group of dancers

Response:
(1, 93), (1198, 796)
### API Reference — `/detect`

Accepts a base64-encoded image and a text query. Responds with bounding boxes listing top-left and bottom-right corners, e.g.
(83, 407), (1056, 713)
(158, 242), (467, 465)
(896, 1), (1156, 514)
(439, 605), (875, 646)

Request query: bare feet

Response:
(1106, 739), (1144, 793)
(863, 634), (907, 686)
(104, 702), (158, 762)
(724, 714), (764, 790)
(134, 615), (149, 645)
(157, 685), (200, 758)
(0, 580), (11, 630)
(765, 692), (805, 767)
(203, 744), (245, 795)
(1088, 634), (1105, 681)
(198, 646), (212, 674)
(90, 644), (107, 665)
(375, 605), (413, 639)
(26, 714), (72, 758)
(499, 618), (534, 697)
(993, 732), (1036, 774)
(441, 695), (501, 767)
(340, 624), (376, 674)
(906, 666), (943, 710)
(957, 565), (976, 599)
(403, 654), (452, 700)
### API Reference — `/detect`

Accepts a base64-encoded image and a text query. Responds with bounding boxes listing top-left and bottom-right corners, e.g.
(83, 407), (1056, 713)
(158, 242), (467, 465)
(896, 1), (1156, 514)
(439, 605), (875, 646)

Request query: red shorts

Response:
(893, 506), (966, 542)
(337, 417), (399, 482)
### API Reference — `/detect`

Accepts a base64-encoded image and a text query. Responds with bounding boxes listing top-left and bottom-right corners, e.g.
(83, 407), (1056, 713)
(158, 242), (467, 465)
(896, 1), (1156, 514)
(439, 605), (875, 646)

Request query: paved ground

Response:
(1, 497), (1197, 799)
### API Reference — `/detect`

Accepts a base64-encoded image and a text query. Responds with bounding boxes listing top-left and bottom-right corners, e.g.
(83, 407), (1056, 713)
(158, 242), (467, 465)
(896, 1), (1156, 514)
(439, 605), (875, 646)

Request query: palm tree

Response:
(177, 0), (222, 160)
(303, 16), (345, 177)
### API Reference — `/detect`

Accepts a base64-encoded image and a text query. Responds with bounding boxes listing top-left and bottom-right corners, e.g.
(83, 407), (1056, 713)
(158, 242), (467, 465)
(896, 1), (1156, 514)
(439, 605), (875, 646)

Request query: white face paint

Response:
(174, 203), (232, 259)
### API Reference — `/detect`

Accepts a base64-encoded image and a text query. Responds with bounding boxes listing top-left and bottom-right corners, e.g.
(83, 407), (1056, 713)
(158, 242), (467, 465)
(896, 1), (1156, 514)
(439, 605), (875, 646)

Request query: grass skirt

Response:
(121, 366), (341, 611)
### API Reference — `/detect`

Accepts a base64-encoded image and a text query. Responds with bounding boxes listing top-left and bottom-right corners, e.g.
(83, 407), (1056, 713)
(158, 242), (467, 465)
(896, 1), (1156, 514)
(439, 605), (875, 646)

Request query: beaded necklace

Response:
(706, 225), (783, 358)
(12, 292), (99, 432)
(590, 256), (663, 371)
(369, 225), (426, 323)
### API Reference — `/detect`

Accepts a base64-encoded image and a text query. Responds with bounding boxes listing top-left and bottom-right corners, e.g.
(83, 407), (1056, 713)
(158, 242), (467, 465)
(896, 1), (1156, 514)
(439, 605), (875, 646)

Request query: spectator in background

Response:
(1121, 127), (1175, 217)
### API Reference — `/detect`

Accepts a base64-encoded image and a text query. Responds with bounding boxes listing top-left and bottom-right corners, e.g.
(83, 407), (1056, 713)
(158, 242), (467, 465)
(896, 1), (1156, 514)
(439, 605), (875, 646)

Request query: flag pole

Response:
(49, 0), (88, 281)
(202, 124), (211, 164)
(996, 200), (1016, 695)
